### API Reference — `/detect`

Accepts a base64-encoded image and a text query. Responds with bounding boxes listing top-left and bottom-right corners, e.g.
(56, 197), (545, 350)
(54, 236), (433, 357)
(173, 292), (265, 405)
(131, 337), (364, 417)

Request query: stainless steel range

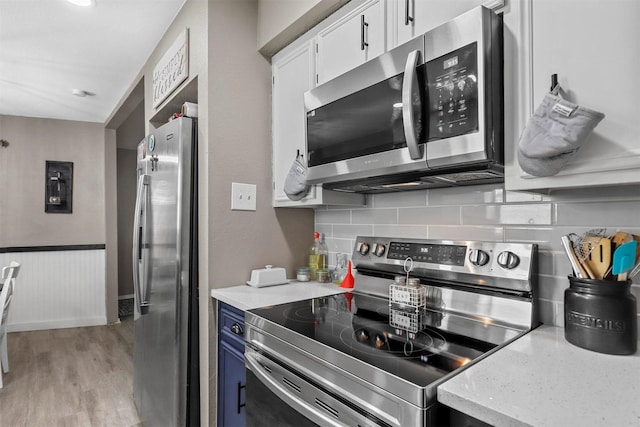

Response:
(245, 237), (538, 426)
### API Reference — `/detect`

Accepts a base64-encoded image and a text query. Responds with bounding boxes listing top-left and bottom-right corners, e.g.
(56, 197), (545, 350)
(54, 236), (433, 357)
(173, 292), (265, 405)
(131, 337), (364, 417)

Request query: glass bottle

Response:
(332, 253), (348, 284)
(308, 232), (327, 281)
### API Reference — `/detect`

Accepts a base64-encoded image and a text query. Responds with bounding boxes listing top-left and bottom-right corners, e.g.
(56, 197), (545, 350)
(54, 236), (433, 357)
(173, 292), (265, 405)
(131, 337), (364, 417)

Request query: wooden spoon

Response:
(612, 231), (633, 248)
(582, 236), (612, 280)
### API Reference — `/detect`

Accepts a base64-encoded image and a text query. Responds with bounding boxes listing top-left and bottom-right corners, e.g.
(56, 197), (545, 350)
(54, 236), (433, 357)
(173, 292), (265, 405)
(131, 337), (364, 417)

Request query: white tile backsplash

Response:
(315, 209), (351, 224)
(555, 200), (640, 226)
(398, 206), (462, 225)
(372, 225), (428, 239)
(332, 224), (373, 238)
(373, 191), (427, 208)
(427, 225), (504, 241)
(351, 208), (398, 225)
(315, 183), (640, 330)
(428, 184), (504, 206)
(461, 203), (553, 225)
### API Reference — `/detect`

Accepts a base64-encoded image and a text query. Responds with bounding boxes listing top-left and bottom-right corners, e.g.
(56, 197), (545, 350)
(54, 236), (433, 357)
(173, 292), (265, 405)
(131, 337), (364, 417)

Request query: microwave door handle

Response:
(402, 49), (422, 160)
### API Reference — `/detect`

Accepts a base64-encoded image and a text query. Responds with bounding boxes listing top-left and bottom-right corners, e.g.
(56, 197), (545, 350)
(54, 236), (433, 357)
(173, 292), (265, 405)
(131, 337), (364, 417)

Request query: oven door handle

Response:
(402, 49), (423, 160)
(245, 350), (345, 427)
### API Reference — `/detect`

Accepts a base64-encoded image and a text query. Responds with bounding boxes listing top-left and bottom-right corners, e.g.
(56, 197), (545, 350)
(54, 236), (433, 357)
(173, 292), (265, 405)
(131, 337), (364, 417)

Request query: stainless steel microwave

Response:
(304, 6), (503, 193)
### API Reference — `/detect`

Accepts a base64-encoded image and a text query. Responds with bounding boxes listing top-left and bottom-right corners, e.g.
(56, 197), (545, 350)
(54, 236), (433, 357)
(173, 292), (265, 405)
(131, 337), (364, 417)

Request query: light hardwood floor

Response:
(0, 317), (141, 427)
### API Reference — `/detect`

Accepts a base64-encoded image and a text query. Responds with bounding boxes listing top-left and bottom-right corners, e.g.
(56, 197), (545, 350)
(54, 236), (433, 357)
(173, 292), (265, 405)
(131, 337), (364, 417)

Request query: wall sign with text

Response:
(153, 28), (189, 108)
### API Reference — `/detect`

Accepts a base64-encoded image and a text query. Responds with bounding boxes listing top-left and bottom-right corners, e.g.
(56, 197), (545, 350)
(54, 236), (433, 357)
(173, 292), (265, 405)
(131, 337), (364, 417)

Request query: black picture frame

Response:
(45, 161), (73, 213)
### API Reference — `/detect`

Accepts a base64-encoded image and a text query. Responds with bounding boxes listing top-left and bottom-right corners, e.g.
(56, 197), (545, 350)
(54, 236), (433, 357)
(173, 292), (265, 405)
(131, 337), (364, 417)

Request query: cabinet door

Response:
(218, 341), (246, 427)
(272, 40), (318, 205)
(392, 0), (490, 47)
(505, 0), (640, 191)
(272, 40), (366, 207)
(316, 0), (386, 84)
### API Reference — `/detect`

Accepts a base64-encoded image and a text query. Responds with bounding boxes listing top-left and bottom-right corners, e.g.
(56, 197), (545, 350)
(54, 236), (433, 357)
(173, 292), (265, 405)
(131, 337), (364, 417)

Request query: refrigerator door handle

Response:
(133, 174), (151, 316)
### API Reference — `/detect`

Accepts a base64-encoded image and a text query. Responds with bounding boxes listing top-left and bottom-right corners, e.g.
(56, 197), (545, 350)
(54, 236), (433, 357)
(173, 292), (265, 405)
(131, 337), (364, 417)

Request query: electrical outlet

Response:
(231, 182), (257, 211)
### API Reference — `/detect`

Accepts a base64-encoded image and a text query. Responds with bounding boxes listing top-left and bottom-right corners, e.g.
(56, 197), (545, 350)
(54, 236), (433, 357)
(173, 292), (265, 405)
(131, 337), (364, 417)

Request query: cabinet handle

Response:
(230, 322), (244, 336)
(237, 381), (246, 414)
(405, 0), (414, 25)
(360, 15), (369, 50)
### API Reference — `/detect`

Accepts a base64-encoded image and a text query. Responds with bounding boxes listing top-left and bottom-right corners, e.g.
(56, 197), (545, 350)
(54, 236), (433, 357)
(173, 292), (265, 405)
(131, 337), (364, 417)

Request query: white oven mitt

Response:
(284, 154), (311, 201)
(517, 93), (604, 177)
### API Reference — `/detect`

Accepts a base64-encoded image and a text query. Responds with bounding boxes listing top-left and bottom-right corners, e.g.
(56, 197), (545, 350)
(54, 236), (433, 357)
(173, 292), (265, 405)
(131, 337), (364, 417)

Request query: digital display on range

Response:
(388, 242), (467, 266)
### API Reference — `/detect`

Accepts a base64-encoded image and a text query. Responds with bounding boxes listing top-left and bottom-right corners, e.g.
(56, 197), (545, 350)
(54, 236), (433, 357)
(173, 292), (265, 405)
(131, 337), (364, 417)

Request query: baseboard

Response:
(6, 317), (108, 333)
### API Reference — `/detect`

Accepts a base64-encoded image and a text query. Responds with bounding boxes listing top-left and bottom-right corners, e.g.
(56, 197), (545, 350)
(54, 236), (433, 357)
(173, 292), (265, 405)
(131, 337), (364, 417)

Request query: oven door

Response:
(245, 348), (390, 427)
(245, 365), (319, 427)
(304, 36), (426, 185)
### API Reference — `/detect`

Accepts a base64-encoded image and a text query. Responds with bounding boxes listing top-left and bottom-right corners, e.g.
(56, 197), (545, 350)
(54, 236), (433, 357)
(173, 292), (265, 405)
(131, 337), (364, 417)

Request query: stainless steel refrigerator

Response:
(132, 117), (199, 426)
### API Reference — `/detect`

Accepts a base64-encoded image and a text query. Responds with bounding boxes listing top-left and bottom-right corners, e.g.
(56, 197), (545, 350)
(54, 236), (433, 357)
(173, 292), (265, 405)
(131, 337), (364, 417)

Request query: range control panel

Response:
(387, 241), (467, 266)
(353, 236), (536, 285)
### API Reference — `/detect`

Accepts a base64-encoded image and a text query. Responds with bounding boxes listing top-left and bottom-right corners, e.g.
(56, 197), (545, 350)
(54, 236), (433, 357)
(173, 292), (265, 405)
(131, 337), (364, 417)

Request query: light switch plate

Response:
(231, 182), (257, 211)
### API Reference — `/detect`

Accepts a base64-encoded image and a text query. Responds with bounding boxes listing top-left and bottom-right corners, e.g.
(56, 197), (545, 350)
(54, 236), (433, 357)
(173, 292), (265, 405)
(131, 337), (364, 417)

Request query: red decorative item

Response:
(340, 260), (354, 289)
(344, 292), (354, 312)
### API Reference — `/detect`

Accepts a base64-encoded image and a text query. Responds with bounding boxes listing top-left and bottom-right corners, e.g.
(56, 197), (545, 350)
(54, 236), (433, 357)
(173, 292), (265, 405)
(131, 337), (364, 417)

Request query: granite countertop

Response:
(211, 280), (349, 311)
(438, 325), (640, 427)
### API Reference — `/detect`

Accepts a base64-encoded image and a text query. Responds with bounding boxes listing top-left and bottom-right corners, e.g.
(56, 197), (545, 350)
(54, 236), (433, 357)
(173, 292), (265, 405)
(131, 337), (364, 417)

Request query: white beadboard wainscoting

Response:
(1, 248), (106, 332)
(315, 184), (640, 333)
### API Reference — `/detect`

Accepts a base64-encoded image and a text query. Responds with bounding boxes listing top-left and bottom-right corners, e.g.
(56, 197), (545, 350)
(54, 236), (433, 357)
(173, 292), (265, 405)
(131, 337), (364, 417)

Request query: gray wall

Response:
(207, 0), (313, 288)
(115, 101), (144, 297)
(206, 2), (313, 425)
(106, 1), (315, 422)
(116, 148), (137, 297)
(0, 115), (106, 247)
(316, 184), (640, 334)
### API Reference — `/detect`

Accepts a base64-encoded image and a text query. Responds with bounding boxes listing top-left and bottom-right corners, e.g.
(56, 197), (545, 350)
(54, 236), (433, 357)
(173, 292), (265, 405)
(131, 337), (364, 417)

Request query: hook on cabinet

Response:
(550, 73), (559, 92)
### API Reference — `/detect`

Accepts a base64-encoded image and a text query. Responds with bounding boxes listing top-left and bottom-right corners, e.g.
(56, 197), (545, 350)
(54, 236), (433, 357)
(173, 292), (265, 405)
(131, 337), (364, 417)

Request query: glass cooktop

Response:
(249, 292), (500, 387)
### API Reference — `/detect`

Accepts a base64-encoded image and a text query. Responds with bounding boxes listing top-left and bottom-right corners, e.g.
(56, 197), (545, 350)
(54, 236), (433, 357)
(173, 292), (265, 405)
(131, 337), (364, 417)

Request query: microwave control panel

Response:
(425, 42), (479, 141)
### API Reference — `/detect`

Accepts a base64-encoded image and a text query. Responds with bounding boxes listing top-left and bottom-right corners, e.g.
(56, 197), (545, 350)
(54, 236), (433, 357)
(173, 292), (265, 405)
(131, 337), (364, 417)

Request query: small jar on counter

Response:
(296, 267), (311, 282)
(316, 268), (330, 283)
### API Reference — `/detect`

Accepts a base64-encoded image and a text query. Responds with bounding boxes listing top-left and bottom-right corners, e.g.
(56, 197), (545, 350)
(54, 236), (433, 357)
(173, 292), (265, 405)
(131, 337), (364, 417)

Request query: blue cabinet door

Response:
(218, 302), (246, 427)
(219, 340), (246, 427)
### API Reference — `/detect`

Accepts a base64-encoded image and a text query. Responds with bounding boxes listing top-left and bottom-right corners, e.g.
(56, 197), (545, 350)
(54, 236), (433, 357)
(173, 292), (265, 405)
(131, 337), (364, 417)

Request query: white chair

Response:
(0, 261), (20, 388)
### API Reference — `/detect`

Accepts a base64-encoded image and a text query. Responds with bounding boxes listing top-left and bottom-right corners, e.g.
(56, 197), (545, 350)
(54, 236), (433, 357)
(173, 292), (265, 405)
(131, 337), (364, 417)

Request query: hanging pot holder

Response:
(518, 84), (605, 177)
(284, 152), (311, 201)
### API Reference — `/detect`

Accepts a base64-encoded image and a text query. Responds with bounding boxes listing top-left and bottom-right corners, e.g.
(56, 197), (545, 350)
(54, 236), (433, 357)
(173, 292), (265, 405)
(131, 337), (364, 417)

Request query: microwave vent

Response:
(425, 170), (503, 184)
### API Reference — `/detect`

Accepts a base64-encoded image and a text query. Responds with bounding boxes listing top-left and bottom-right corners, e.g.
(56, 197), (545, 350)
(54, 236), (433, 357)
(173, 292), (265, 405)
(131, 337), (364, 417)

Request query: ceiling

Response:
(0, 0), (186, 124)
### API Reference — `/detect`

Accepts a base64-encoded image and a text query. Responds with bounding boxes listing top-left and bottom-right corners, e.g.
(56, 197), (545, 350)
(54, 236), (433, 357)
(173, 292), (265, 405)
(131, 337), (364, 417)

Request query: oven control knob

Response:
(372, 243), (386, 257)
(375, 335), (386, 349)
(357, 242), (370, 256)
(356, 329), (369, 343)
(497, 251), (520, 269)
(469, 249), (489, 266)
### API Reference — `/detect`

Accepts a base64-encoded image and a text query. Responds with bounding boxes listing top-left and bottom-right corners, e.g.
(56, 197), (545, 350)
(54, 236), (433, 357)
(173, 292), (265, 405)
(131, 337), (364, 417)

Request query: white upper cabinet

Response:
(271, 39), (365, 207)
(316, 0), (386, 85)
(272, 40), (315, 206)
(505, 0), (640, 191)
(389, 0), (490, 47)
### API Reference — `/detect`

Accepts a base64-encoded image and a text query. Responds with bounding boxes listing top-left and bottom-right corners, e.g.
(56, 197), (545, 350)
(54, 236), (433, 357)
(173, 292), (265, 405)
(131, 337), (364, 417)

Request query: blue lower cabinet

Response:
(218, 302), (246, 427)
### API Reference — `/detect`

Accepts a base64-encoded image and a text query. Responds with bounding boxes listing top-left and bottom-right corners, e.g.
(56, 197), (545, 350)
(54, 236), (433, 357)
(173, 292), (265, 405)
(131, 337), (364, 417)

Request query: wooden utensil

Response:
(582, 236), (612, 280)
(611, 231), (633, 248)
